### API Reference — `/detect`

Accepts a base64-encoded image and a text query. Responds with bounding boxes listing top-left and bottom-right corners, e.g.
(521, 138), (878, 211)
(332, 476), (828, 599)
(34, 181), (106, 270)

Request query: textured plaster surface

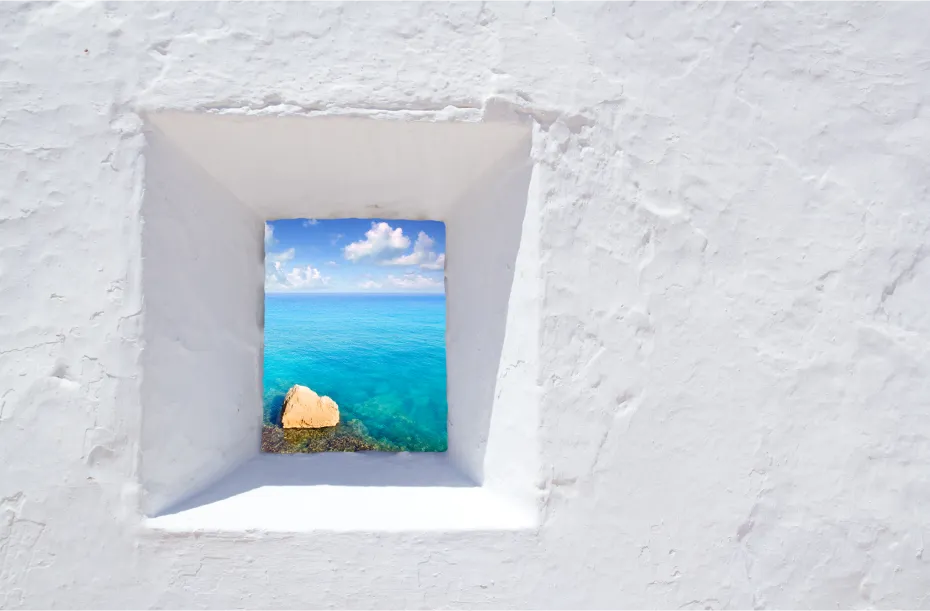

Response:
(1, 2), (929, 608)
(140, 112), (538, 531)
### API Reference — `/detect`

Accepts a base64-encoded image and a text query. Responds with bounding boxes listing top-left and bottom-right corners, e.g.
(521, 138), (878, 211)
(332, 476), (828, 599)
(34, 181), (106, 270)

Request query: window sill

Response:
(144, 452), (538, 533)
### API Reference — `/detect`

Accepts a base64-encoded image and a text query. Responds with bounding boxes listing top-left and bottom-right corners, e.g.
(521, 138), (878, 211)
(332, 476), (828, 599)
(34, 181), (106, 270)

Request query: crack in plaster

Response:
(0, 492), (47, 603)
(590, 390), (643, 475)
(0, 335), (66, 357)
(879, 246), (927, 308)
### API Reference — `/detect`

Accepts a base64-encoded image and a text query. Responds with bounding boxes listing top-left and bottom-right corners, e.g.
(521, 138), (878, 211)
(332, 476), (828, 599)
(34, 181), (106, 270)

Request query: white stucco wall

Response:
(141, 124), (265, 517)
(1, 2), (929, 608)
(138, 113), (539, 533)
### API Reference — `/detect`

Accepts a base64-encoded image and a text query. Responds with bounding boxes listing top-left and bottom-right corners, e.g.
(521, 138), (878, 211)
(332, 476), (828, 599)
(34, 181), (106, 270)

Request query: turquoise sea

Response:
(263, 293), (447, 451)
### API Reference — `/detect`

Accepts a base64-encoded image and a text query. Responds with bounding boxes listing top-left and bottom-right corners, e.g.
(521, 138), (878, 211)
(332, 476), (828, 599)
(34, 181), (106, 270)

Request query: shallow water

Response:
(263, 293), (447, 451)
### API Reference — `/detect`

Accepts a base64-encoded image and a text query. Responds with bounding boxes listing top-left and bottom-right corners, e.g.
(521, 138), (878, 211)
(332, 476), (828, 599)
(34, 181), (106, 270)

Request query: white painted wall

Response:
(141, 125), (264, 516)
(140, 113), (538, 533)
(447, 145), (539, 499)
(2, 2), (930, 607)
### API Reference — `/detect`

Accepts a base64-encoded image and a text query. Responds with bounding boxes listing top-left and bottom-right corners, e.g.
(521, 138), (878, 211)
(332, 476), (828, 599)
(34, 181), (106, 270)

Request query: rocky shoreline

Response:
(261, 420), (392, 453)
(263, 383), (400, 453)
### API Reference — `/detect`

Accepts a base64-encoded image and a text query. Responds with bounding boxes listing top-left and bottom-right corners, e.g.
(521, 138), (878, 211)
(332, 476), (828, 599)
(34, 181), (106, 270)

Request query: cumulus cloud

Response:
(265, 246), (328, 292)
(285, 265), (327, 288)
(266, 264), (329, 292)
(385, 273), (443, 290)
(271, 248), (295, 263)
(382, 231), (445, 269)
(343, 222), (411, 262)
(265, 249), (297, 282)
(419, 253), (445, 270)
(358, 274), (441, 292)
(264, 223), (275, 248)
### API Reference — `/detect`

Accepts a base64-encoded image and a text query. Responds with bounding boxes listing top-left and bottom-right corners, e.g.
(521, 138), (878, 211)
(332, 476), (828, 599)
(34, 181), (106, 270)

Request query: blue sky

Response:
(264, 218), (446, 294)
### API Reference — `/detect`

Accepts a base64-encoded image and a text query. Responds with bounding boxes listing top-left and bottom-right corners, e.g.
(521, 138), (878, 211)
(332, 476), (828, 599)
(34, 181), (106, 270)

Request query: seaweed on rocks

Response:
(261, 419), (397, 453)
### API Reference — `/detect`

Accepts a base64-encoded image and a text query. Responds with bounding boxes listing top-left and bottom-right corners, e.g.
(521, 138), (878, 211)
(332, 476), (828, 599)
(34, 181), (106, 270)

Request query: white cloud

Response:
(325, 260), (338, 266)
(357, 273), (442, 292)
(266, 249), (297, 283)
(264, 223), (275, 248)
(419, 253), (445, 270)
(285, 265), (327, 289)
(413, 231), (434, 252)
(270, 248), (295, 263)
(382, 231), (445, 269)
(265, 247), (329, 292)
(331, 233), (344, 246)
(303, 219), (318, 227)
(343, 222), (411, 262)
(385, 273), (443, 290)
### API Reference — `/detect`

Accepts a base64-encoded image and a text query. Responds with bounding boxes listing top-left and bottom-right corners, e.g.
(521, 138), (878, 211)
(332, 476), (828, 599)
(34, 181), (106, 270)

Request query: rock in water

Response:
(281, 384), (340, 429)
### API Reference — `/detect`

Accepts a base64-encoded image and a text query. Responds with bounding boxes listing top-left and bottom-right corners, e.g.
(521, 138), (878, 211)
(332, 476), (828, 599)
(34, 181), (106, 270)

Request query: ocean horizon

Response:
(263, 292), (448, 452)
